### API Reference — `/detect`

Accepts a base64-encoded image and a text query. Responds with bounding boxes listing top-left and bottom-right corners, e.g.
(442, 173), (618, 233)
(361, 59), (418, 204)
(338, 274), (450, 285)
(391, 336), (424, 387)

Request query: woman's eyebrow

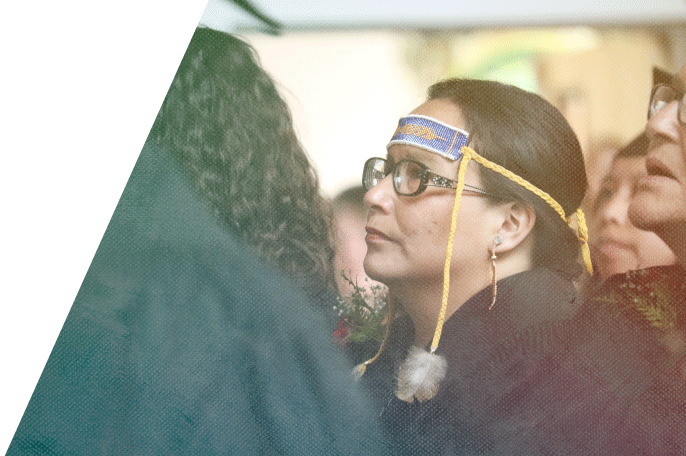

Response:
(398, 152), (435, 166)
(388, 147), (443, 168)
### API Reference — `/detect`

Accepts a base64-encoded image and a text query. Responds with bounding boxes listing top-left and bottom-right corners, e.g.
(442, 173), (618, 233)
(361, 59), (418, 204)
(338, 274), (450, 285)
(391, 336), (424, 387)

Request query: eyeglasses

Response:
(362, 157), (491, 197)
(648, 84), (686, 125)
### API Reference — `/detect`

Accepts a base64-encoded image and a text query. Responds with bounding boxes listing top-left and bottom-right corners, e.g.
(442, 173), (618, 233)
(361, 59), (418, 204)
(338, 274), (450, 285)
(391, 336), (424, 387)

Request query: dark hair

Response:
(615, 132), (648, 160)
(149, 27), (335, 301)
(428, 79), (587, 278)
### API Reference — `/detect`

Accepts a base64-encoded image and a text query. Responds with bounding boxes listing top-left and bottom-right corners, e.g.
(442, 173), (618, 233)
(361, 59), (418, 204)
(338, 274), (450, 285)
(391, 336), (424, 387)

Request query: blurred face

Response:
(630, 65), (686, 237)
(592, 157), (676, 281)
(363, 99), (495, 288)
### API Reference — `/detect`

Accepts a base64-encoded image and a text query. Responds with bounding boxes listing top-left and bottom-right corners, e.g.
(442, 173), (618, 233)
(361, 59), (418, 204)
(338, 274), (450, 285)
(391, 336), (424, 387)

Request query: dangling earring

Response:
(489, 235), (503, 311)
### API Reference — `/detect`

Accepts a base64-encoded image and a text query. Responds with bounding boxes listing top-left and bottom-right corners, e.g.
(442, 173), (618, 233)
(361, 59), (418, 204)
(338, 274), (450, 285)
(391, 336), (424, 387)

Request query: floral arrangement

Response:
(332, 273), (388, 346)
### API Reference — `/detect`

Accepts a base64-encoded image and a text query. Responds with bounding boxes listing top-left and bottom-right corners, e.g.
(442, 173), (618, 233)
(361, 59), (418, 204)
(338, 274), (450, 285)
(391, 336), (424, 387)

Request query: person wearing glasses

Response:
(477, 65), (686, 455)
(354, 78), (591, 455)
(574, 64), (686, 453)
(630, 65), (686, 269)
(579, 63), (686, 453)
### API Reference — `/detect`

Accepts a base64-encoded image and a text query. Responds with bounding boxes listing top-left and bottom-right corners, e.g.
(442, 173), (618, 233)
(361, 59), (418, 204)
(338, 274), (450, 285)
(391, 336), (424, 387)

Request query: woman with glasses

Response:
(632, 71), (686, 248)
(354, 78), (592, 454)
(548, 64), (686, 454)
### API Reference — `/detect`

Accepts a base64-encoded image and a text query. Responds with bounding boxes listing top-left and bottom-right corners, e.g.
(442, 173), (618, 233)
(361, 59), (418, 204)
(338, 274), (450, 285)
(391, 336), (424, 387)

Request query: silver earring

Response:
(489, 235), (503, 311)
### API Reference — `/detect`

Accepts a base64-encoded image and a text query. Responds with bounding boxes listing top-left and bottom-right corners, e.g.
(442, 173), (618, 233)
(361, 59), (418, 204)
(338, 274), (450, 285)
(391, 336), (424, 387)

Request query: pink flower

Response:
(333, 318), (351, 345)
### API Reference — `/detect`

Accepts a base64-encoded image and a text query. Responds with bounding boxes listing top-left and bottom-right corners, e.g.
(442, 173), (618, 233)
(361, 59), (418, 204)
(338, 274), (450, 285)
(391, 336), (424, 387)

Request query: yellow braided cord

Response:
(463, 147), (567, 223)
(430, 151), (472, 353)
(574, 208), (594, 275)
(356, 293), (396, 375)
(463, 146), (593, 274)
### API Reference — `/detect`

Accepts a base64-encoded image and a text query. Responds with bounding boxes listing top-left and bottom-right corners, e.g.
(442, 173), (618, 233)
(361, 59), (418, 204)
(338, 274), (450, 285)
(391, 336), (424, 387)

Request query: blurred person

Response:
(482, 64), (686, 455)
(590, 132), (676, 283)
(582, 66), (672, 241)
(550, 62), (686, 454)
(630, 65), (686, 266)
(6, 27), (385, 455)
(333, 185), (381, 295)
(583, 135), (622, 208)
(355, 78), (591, 455)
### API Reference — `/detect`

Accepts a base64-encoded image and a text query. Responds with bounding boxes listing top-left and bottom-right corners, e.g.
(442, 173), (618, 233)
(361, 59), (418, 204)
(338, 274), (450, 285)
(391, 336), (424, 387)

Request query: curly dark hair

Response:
(149, 26), (335, 301)
(428, 79), (588, 278)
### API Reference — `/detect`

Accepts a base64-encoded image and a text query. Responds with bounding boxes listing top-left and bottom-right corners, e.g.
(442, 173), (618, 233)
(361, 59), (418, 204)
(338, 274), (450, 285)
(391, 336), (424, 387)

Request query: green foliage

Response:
(595, 273), (679, 330)
(333, 272), (388, 344)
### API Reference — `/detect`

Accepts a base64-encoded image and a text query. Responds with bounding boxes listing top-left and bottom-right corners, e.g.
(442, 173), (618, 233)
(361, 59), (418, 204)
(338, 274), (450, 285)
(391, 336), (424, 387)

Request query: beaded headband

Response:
(355, 115), (593, 403)
(387, 114), (470, 160)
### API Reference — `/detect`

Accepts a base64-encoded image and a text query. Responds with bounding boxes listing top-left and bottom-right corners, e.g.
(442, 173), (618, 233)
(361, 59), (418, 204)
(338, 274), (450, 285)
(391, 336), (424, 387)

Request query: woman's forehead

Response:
(387, 144), (454, 168)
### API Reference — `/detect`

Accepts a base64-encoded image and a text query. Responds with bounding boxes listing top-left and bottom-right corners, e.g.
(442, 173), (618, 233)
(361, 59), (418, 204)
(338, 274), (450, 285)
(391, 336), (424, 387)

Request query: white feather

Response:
(395, 346), (447, 403)
(352, 362), (367, 380)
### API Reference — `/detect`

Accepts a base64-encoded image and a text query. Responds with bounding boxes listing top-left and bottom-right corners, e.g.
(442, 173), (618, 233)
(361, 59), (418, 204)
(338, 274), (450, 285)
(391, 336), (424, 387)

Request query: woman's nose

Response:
(647, 100), (680, 145)
(599, 191), (629, 226)
(363, 174), (395, 213)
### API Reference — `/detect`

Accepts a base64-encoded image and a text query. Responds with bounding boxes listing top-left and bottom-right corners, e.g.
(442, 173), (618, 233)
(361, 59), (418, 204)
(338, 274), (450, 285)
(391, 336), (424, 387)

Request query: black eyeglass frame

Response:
(362, 157), (491, 197)
(648, 84), (686, 125)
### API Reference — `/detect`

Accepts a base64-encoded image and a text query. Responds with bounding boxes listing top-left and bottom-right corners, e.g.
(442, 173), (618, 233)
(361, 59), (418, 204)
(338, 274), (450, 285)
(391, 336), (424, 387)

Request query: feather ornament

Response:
(352, 362), (367, 380)
(395, 346), (447, 403)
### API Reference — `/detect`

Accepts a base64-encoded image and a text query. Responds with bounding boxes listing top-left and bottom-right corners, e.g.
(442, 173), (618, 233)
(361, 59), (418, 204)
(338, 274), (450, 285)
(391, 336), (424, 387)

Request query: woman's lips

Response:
(636, 157), (677, 191)
(597, 239), (633, 258)
(365, 227), (390, 243)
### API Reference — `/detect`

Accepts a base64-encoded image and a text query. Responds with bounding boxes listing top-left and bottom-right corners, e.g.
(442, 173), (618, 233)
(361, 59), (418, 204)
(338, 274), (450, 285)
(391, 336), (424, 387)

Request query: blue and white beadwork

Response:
(387, 115), (470, 161)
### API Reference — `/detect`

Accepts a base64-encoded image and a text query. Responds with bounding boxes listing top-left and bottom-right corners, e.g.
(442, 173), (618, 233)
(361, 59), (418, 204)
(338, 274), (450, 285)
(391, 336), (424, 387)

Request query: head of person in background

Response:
(629, 63), (686, 268)
(332, 185), (382, 295)
(583, 136), (622, 209)
(149, 27), (335, 305)
(590, 132), (676, 283)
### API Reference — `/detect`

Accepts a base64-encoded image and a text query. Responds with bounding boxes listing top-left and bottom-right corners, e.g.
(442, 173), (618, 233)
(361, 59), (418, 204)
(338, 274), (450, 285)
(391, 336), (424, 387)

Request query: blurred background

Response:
(200, 0), (686, 197)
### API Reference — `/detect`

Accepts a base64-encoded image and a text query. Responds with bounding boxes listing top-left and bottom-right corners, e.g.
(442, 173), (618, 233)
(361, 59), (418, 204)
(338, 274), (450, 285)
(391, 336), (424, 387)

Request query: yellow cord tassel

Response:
(465, 147), (593, 275)
(430, 150), (472, 353)
(352, 294), (396, 380)
(394, 154), (470, 402)
(572, 208), (594, 275)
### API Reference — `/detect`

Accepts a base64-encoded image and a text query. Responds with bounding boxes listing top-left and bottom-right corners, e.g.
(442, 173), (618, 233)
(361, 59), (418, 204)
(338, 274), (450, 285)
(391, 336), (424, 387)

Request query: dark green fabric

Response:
(7, 142), (386, 455)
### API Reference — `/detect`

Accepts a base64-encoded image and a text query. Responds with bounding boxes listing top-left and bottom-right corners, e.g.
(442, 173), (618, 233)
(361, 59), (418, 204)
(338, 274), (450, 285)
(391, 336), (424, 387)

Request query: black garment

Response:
(493, 265), (686, 455)
(7, 142), (386, 455)
(457, 266), (686, 455)
(360, 267), (580, 455)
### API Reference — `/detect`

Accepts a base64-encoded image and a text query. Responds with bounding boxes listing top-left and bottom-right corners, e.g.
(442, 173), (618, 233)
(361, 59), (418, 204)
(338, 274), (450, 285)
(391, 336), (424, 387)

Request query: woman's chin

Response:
(362, 266), (389, 286)
(362, 257), (385, 283)
(362, 259), (401, 288)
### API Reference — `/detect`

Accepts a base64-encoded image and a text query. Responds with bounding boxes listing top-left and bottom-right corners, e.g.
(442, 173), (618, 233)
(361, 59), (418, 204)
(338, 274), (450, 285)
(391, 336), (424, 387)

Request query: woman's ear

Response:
(493, 201), (536, 254)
